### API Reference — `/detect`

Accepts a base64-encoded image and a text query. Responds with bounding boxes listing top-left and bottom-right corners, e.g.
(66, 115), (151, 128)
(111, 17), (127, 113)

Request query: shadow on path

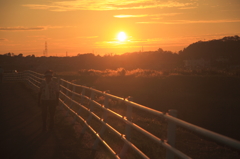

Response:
(0, 82), (105, 159)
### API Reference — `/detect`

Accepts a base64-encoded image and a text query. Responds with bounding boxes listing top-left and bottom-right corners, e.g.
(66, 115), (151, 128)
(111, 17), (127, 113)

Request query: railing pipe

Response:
(164, 113), (240, 150)
(80, 88), (95, 136)
(166, 109), (177, 159)
(92, 91), (109, 150)
(6, 70), (240, 159)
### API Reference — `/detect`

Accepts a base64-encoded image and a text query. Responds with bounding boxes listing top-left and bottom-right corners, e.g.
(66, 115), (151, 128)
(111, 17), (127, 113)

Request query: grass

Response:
(55, 70), (240, 158)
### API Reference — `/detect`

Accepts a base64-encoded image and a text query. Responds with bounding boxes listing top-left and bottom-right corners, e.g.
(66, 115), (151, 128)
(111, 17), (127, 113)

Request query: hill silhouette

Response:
(0, 35), (240, 72)
(179, 35), (240, 63)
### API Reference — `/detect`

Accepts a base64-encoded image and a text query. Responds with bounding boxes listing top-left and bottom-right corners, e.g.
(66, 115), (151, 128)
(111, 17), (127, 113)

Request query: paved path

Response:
(0, 82), (105, 159)
(0, 82), (240, 159)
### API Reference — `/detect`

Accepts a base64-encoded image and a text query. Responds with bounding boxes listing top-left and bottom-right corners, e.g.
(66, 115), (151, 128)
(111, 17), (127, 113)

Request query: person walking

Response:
(0, 66), (4, 83)
(38, 70), (59, 132)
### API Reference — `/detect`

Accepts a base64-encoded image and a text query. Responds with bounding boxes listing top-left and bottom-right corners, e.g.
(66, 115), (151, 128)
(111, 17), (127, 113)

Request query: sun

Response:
(117, 32), (127, 42)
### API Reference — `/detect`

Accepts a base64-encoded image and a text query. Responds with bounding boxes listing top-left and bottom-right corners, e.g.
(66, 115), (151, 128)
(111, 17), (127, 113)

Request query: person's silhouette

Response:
(38, 70), (59, 132)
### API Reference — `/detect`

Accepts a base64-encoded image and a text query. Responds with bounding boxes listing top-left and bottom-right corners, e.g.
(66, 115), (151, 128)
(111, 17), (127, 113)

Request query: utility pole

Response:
(45, 41), (48, 57)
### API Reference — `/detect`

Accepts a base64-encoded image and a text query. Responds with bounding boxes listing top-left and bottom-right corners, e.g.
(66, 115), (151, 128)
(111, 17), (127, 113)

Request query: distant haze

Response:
(0, 0), (240, 56)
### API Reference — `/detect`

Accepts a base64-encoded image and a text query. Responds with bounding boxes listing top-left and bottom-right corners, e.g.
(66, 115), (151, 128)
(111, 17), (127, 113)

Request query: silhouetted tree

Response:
(18, 53), (23, 57)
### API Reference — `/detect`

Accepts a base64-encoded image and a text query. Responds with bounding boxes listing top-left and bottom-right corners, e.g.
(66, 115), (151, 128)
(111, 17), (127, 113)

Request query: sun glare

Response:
(117, 32), (127, 42)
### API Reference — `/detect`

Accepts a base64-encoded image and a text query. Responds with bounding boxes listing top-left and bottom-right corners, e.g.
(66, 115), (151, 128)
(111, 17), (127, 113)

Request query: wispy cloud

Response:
(114, 14), (149, 18)
(0, 26), (46, 31)
(179, 6), (197, 10)
(27, 35), (46, 38)
(23, 0), (195, 11)
(0, 38), (8, 41)
(95, 32), (240, 50)
(114, 13), (182, 18)
(0, 26), (68, 31)
(77, 36), (98, 39)
(137, 19), (240, 24)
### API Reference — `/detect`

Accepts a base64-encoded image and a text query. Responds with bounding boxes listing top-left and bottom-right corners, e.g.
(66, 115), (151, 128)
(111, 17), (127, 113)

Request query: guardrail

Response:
(4, 70), (240, 159)
(3, 72), (24, 81)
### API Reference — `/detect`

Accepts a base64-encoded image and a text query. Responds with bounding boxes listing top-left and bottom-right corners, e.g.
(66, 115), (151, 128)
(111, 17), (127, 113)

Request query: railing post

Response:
(102, 90), (110, 122)
(125, 98), (133, 140)
(92, 91), (109, 150)
(23, 71), (27, 84)
(80, 88), (95, 136)
(119, 96), (133, 158)
(26, 71), (31, 88)
(72, 86), (87, 126)
(73, 87), (85, 121)
(70, 85), (78, 125)
(71, 85), (76, 104)
(66, 83), (70, 97)
(166, 109), (177, 159)
(72, 86), (86, 125)
(64, 82), (71, 117)
(59, 79), (65, 109)
(80, 87), (86, 105)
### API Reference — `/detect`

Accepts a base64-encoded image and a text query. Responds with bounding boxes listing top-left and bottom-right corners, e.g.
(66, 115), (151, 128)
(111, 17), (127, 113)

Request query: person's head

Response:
(44, 70), (53, 80)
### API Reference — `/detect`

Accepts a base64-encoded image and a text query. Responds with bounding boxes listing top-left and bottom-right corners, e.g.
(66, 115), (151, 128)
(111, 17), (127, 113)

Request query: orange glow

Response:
(1, 1), (240, 56)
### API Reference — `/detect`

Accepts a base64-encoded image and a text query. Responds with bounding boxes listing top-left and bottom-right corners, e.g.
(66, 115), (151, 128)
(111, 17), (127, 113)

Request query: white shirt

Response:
(40, 80), (59, 100)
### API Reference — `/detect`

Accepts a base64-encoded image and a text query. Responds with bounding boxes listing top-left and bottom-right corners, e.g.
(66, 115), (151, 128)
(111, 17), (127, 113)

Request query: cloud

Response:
(0, 38), (8, 41)
(0, 26), (46, 31)
(137, 19), (240, 24)
(114, 14), (149, 18)
(27, 35), (46, 38)
(0, 26), (66, 31)
(179, 6), (198, 10)
(23, 0), (195, 11)
(95, 32), (240, 49)
(114, 13), (182, 18)
(77, 36), (98, 39)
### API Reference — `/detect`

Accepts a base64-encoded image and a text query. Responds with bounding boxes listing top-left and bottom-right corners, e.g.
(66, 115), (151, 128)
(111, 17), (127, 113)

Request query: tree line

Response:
(0, 35), (240, 72)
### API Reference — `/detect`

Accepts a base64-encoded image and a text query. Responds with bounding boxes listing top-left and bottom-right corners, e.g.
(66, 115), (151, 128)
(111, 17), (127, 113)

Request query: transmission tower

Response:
(45, 41), (48, 57)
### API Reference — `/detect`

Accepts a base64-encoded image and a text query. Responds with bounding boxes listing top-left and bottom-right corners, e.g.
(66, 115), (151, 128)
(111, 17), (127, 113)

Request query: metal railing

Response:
(3, 71), (24, 81)
(4, 70), (240, 159)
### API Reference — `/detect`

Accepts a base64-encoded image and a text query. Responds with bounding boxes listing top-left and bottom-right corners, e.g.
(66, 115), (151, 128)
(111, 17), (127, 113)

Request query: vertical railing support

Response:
(72, 86), (86, 125)
(80, 88), (95, 136)
(24, 71), (28, 86)
(69, 85), (77, 125)
(27, 71), (31, 88)
(64, 82), (71, 117)
(80, 87), (86, 105)
(102, 91), (110, 122)
(166, 109), (177, 159)
(73, 87), (85, 123)
(59, 79), (65, 109)
(66, 82), (70, 97)
(71, 85), (76, 105)
(92, 91), (109, 150)
(119, 96), (133, 158)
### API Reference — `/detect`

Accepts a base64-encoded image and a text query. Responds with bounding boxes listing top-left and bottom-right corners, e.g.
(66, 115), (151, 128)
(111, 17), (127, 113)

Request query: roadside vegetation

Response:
(55, 69), (240, 158)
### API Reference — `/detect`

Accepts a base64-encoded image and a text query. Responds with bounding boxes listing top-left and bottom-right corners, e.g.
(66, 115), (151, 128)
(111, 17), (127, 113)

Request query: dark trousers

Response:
(41, 100), (57, 130)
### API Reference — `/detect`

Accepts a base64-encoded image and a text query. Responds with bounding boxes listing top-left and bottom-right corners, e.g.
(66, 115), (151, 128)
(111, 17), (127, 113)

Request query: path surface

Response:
(1, 82), (239, 159)
(0, 82), (105, 159)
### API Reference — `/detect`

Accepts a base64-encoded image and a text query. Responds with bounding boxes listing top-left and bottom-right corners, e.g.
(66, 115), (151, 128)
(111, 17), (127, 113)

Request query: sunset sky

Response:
(1, 0), (240, 57)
